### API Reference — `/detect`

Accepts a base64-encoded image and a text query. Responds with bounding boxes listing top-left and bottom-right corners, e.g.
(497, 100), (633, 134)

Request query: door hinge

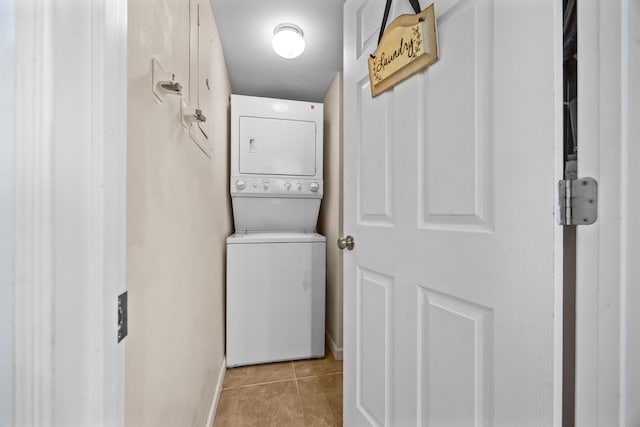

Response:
(117, 291), (128, 343)
(558, 177), (598, 225)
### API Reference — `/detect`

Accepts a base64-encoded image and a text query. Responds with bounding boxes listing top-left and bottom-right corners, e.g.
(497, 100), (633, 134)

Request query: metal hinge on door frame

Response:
(117, 291), (128, 343)
(558, 177), (598, 225)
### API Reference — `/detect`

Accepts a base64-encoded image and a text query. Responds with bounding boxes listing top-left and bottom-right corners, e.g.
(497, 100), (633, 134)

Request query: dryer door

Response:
(239, 116), (316, 176)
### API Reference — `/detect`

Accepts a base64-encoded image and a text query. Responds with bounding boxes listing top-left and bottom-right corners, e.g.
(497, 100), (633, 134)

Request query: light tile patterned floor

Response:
(214, 351), (343, 427)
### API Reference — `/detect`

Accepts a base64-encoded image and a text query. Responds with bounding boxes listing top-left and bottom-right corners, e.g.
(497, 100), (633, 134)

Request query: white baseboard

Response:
(205, 357), (227, 427)
(326, 332), (343, 360)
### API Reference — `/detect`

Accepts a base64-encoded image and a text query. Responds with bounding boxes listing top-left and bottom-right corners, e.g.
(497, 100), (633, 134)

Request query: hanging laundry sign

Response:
(368, 4), (438, 97)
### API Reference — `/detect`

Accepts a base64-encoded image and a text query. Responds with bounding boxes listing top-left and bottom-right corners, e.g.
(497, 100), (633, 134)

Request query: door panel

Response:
(356, 0), (386, 58)
(358, 80), (394, 225)
(418, 287), (494, 426)
(357, 268), (393, 426)
(343, 0), (563, 425)
(419, 0), (493, 231)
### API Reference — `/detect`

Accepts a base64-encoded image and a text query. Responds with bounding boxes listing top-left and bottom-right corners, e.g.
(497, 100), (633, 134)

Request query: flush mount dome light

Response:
(272, 23), (305, 59)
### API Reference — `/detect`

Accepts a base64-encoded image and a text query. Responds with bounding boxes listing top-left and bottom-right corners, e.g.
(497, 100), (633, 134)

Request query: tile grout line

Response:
(219, 365), (344, 426)
(295, 371), (343, 381)
(222, 377), (296, 391)
(292, 361), (307, 423)
(222, 364), (343, 390)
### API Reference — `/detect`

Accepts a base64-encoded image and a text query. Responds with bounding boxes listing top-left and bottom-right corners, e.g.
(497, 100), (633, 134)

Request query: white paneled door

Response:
(343, 0), (563, 425)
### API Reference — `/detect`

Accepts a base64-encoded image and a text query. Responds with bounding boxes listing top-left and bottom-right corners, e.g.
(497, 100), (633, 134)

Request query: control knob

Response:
(309, 182), (319, 192)
(284, 182), (291, 191)
(263, 181), (270, 190)
(235, 179), (246, 190)
(296, 183), (302, 191)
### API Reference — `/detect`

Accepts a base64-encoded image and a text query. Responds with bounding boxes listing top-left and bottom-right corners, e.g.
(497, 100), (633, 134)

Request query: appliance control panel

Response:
(231, 176), (323, 197)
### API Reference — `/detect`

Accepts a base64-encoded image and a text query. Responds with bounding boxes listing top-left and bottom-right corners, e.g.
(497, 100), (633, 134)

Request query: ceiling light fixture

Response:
(272, 23), (305, 59)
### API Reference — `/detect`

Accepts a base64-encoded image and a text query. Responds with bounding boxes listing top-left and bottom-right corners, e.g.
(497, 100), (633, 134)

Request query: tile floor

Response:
(214, 351), (343, 427)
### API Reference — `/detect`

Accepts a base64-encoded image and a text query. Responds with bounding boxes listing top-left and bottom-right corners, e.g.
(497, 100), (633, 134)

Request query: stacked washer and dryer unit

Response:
(226, 94), (326, 367)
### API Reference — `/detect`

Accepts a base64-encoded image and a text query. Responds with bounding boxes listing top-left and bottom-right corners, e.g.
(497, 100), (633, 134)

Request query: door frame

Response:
(575, 0), (639, 424)
(13, 0), (127, 425)
(1, 0), (16, 423)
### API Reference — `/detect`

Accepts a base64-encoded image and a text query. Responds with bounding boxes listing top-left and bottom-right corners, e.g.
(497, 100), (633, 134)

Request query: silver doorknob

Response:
(337, 235), (355, 250)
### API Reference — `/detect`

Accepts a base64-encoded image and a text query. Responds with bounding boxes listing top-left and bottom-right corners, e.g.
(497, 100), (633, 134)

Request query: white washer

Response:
(226, 232), (325, 367)
(226, 95), (325, 367)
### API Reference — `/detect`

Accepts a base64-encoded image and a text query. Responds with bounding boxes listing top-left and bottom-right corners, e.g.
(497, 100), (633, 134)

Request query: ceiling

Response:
(210, 0), (344, 102)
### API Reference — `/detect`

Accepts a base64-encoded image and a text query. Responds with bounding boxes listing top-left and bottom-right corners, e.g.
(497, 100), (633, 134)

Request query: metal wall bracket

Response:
(558, 177), (598, 225)
(152, 58), (183, 102)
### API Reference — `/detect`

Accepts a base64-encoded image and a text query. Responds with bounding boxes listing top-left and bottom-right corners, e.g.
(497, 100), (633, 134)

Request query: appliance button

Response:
(310, 182), (319, 192)
(263, 181), (270, 190)
(235, 179), (246, 190)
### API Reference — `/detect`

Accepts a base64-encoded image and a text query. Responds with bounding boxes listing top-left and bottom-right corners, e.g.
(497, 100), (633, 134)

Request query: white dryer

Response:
(226, 95), (326, 367)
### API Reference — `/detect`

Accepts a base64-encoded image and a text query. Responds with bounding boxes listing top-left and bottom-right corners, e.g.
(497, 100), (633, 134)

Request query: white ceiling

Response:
(210, 0), (344, 102)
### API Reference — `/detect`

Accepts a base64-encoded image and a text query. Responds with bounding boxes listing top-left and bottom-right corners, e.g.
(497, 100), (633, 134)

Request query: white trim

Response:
(575, 0), (601, 423)
(97, 0), (128, 423)
(205, 358), (227, 427)
(552, 0), (565, 425)
(618, 2), (629, 424)
(0, 0), (16, 422)
(576, 0), (638, 425)
(326, 331), (343, 360)
(13, 0), (127, 425)
(14, 0), (54, 424)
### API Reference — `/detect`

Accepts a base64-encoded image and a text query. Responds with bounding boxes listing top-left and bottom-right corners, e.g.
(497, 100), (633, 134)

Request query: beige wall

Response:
(318, 72), (343, 359)
(126, 0), (232, 425)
